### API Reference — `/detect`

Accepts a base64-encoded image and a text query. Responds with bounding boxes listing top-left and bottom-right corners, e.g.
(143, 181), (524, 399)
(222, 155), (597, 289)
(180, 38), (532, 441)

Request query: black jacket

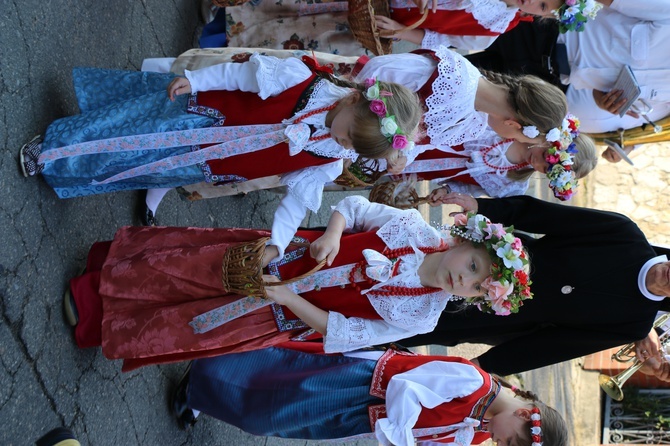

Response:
(401, 196), (666, 375)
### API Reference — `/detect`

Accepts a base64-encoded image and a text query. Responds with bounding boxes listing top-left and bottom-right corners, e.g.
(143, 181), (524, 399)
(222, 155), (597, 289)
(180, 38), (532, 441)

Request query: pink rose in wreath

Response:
(369, 99), (387, 117)
(392, 134), (408, 149)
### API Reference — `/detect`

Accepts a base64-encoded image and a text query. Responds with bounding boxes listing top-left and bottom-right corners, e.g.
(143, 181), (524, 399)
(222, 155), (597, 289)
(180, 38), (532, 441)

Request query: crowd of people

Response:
(23, 0), (670, 445)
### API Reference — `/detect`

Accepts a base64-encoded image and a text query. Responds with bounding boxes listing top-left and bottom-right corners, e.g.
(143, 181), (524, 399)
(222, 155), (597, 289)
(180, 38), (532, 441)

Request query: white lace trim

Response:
(377, 209), (444, 250)
(464, 0), (518, 33)
(281, 160), (343, 212)
(424, 46), (487, 148)
(250, 53), (312, 100)
(438, 131), (530, 197)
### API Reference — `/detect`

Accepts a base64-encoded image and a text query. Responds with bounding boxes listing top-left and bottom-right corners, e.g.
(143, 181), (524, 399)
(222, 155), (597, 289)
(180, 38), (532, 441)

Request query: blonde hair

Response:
(325, 76), (423, 159)
(496, 376), (569, 446)
(481, 70), (568, 134)
(507, 133), (599, 182)
(571, 133), (598, 179)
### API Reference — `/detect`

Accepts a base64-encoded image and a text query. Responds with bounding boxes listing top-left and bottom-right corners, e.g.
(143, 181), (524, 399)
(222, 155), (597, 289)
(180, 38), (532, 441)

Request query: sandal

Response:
(19, 135), (44, 177)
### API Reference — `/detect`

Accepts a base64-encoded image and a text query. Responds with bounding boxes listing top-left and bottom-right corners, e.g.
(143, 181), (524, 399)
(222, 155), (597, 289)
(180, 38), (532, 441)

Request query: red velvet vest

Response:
(190, 73), (337, 181)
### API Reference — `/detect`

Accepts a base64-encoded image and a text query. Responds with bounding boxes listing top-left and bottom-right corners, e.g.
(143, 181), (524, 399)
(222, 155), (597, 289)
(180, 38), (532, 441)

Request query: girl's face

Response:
(525, 144), (551, 174)
(488, 409), (530, 446)
(435, 242), (492, 297)
(329, 103), (356, 150)
(515, 0), (563, 17)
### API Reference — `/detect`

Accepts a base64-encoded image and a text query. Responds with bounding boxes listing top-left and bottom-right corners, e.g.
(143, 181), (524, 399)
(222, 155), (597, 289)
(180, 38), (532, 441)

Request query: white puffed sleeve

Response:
(354, 53), (436, 92)
(184, 54), (312, 99)
(332, 196), (405, 233)
(375, 361), (485, 446)
(422, 30), (498, 52)
(267, 160), (343, 261)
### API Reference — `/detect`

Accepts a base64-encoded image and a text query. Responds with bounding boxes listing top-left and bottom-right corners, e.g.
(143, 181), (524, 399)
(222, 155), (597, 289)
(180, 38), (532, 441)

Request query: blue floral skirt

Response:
(41, 68), (214, 198)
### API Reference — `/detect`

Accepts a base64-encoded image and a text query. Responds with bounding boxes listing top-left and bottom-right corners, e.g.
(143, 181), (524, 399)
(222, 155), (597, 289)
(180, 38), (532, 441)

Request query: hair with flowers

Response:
(553, 0), (603, 33)
(449, 213), (532, 316)
(530, 406), (543, 446)
(545, 114), (581, 201)
(363, 77), (415, 152)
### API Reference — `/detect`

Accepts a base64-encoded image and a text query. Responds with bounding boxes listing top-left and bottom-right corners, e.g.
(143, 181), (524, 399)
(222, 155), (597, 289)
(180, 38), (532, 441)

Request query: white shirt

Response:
(638, 255), (669, 301)
(559, 0), (670, 133)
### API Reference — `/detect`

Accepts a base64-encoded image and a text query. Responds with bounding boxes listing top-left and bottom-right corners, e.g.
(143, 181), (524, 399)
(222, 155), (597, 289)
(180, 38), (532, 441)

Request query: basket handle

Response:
(378, 9), (429, 38)
(264, 258), (328, 287)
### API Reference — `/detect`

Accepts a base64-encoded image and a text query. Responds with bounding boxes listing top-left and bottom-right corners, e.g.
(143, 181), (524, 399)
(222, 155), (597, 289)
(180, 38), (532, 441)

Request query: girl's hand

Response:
(262, 245), (280, 268)
(432, 191), (478, 216)
(428, 185), (451, 207)
(262, 275), (294, 305)
(167, 77), (192, 101)
(310, 233), (341, 266)
(375, 15), (405, 32)
(386, 151), (407, 174)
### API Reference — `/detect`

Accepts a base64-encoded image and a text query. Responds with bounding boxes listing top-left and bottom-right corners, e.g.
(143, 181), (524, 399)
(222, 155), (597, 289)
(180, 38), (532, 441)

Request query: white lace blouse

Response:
(356, 47), (487, 149)
(300, 196), (453, 353)
(421, 128), (530, 197)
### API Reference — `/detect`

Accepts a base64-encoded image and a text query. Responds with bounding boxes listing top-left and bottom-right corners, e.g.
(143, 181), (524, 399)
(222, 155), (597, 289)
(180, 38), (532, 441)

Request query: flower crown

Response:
(531, 406), (543, 446)
(363, 78), (414, 151)
(449, 213), (532, 316)
(523, 114), (581, 201)
(552, 0), (603, 33)
(545, 114), (580, 201)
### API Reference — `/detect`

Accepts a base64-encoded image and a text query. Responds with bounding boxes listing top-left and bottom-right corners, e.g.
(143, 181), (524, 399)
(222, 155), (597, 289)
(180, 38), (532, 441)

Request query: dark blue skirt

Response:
(188, 347), (383, 439)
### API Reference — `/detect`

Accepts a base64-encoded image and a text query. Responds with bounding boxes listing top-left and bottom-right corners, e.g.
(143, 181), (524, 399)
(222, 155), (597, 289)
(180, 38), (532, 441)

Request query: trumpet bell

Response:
(599, 373), (624, 401)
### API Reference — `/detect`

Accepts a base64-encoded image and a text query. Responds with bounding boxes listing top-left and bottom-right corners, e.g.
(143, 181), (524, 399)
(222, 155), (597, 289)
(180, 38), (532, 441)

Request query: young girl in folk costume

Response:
(171, 345), (567, 446)
(403, 114), (598, 200)
(19, 55), (421, 251)
(355, 47), (568, 172)
(377, 0), (604, 51)
(65, 196), (531, 371)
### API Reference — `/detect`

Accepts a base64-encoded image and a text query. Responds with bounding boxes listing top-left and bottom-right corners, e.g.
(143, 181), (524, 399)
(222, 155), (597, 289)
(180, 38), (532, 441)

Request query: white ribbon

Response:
(363, 249), (395, 283)
(284, 122), (311, 156)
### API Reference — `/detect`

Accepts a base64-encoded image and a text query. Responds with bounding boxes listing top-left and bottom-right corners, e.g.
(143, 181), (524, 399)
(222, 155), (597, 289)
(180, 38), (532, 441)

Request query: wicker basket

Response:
(368, 178), (431, 210)
(221, 237), (326, 297)
(348, 1), (429, 56)
(333, 158), (386, 188)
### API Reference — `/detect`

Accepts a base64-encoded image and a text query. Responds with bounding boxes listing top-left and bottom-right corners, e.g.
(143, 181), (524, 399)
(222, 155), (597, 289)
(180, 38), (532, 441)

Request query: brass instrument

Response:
(599, 313), (670, 401)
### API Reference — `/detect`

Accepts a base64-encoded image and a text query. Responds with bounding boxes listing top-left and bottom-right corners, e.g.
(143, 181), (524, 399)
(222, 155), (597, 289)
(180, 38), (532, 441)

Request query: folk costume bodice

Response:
(402, 129), (530, 197)
(367, 349), (498, 445)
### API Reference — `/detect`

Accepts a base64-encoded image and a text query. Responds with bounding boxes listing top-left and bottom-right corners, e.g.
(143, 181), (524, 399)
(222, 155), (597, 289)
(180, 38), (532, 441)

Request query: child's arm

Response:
(263, 275), (328, 334)
(374, 15), (426, 45)
(182, 54), (312, 99)
(309, 211), (345, 266)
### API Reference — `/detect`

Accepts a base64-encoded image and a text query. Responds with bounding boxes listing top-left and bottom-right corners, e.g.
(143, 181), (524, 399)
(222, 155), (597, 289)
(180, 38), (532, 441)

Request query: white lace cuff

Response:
(250, 53), (313, 100)
(282, 161), (343, 213)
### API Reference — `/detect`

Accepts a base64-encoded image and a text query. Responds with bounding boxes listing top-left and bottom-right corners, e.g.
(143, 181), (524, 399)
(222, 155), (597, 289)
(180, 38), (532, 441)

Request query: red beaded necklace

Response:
(293, 102), (339, 142)
(349, 245), (449, 296)
(481, 139), (530, 172)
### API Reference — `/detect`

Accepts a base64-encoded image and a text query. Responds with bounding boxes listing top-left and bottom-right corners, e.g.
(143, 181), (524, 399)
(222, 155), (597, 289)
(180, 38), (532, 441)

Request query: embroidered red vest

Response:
(191, 73), (337, 181)
(368, 349), (498, 443)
